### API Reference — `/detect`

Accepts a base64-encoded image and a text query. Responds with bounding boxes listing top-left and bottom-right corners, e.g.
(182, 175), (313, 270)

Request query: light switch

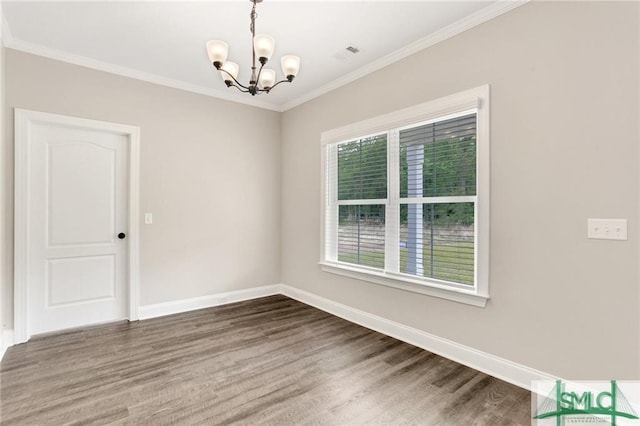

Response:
(144, 213), (153, 225)
(587, 218), (627, 240)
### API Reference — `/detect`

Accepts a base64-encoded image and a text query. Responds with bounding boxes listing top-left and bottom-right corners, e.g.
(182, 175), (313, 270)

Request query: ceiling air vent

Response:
(333, 45), (362, 61)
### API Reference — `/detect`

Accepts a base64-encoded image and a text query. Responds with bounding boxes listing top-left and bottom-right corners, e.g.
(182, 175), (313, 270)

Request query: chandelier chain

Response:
(249, 0), (258, 84)
(250, 1), (257, 35)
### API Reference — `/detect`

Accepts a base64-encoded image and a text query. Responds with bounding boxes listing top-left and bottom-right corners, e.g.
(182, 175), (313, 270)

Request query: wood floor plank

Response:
(0, 295), (532, 425)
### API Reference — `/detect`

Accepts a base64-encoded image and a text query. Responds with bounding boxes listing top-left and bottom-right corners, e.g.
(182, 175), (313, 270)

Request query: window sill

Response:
(318, 261), (488, 308)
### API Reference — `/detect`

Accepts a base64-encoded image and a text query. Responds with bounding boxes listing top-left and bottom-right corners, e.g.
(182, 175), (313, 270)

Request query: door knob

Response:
(118, 233), (126, 239)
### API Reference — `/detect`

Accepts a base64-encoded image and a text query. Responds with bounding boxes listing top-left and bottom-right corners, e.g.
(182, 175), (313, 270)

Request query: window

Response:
(321, 86), (490, 307)
(336, 134), (387, 269)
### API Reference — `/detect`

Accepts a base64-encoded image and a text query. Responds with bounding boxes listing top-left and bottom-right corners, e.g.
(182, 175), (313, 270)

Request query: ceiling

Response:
(1, 1), (523, 111)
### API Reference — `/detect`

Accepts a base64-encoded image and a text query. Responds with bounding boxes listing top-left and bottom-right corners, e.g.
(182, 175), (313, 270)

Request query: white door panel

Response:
(28, 123), (128, 336)
(48, 255), (115, 306)
(47, 142), (117, 246)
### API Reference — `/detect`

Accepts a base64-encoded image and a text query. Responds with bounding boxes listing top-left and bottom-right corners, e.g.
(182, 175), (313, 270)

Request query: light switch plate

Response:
(144, 213), (153, 225)
(587, 218), (627, 240)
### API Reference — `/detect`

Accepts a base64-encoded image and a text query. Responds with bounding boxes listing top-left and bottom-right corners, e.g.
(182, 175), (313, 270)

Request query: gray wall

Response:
(2, 49), (282, 329)
(281, 1), (639, 380)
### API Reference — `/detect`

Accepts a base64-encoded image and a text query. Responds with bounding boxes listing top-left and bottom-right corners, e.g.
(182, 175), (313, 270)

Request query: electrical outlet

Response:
(587, 219), (627, 240)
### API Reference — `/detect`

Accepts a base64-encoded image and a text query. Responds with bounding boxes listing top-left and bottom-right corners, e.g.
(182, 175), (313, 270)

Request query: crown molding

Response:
(1, 7), (13, 47)
(1, 0), (528, 113)
(280, 0), (529, 111)
(1, 22), (282, 112)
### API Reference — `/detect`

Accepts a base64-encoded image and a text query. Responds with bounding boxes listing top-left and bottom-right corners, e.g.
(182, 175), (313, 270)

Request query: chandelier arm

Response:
(219, 67), (250, 90)
(263, 77), (293, 92)
(231, 84), (251, 94)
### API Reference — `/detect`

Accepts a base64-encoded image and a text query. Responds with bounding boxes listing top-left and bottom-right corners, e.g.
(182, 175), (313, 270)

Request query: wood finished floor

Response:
(0, 295), (531, 425)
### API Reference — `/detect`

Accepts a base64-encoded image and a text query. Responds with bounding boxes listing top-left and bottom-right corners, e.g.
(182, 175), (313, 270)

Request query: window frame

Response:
(320, 85), (490, 307)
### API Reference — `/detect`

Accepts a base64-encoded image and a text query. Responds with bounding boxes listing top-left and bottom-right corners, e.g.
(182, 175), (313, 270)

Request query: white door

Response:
(26, 121), (129, 336)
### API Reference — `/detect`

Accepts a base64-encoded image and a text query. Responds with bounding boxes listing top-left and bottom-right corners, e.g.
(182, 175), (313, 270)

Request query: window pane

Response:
(400, 114), (476, 198)
(338, 205), (385, 269)
(400, 203), (474, 285)
(338, 135), (387, 200)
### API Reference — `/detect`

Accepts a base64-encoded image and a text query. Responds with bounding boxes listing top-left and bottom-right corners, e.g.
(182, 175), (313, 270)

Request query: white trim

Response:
(476, 88), (491, 298)
(127, 128), (141, 321)
(279, 284), (558, 391)
(281, 1), (528, 111)
(320, 86), (484, 145)
(336, 199), (387, 206)
(13, 109), (141, 344)
(1, 10), (11, 47)
(138, 285), (281, 320)
(399, 195), (477, 204)
(385, 129), (400, 273)
(321, 145), (337, 262)
(13, 110), (28, 343)
(319, 261), (488, 308)
(1, 329), (14, 361)
(1, 2), (526, 112)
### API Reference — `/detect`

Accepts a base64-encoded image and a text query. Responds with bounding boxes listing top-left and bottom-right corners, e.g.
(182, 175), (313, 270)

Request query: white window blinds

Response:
(399, 113), (477, 285)
(332, 135), (387, 269)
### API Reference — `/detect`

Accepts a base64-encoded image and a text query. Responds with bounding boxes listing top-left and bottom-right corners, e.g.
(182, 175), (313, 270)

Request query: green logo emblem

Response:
(534, 380), (639, 425)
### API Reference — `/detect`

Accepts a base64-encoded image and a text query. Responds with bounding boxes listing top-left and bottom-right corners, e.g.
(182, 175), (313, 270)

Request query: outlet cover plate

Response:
(587, 218), (627, 240)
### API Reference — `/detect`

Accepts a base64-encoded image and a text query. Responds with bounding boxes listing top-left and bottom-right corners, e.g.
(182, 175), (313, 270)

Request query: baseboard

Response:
(279, 284), (559, 391)
(138, 284), (281, 320)
(3, 282), (559, 391)
(1, 329), (14, 361)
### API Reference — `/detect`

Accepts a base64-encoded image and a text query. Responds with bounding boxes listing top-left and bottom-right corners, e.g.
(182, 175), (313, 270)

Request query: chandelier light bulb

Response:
(281, 55), (300, 80)
(259, 69), (276, 89)
(206, 40), (229, 67)
(219, 61), (239, 83)
(253, 34), (275, 63)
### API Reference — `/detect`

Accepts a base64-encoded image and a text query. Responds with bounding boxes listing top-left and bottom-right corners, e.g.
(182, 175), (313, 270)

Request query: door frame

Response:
(14, 109), (140, 344)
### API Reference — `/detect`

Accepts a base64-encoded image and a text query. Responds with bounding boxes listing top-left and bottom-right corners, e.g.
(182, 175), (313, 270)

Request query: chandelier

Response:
(206, 0), (300, 96)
